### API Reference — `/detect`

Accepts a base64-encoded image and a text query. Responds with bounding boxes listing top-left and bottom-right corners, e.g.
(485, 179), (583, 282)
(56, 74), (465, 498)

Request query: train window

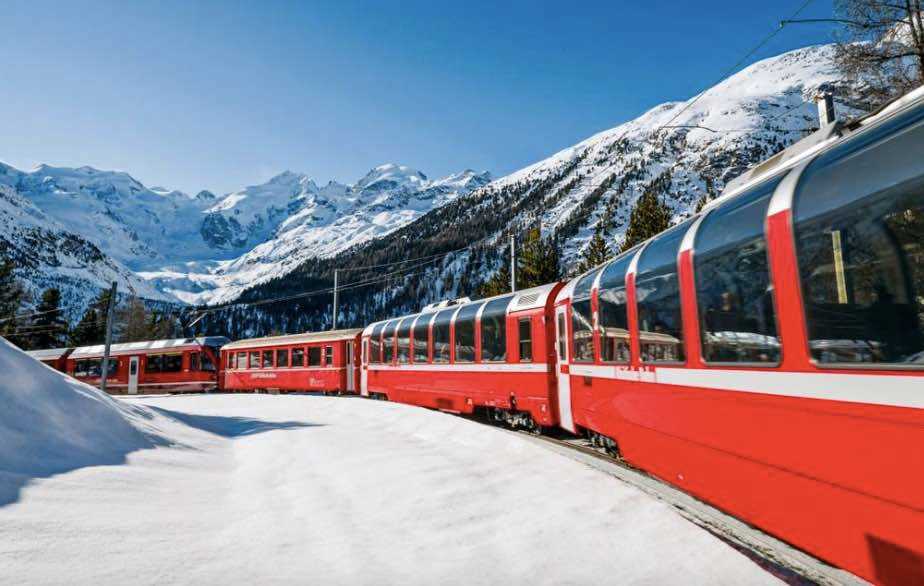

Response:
(189, 352), (200, 371)
(382, 320), (397, 363)
(227, 353), (235, 369)
(695, 182), (781, 364)
(571, 269), (600, 362)
(369, 323), (385, 364)
(598, 254), (633, 363)
(518, 318), (533, 362)
(262, 350), (273, 368)
(237, 352), (247, 369)
(636, 222), (690, 363)
(412, 313), (435, 362)
(432, 309), (455, 363)
(794, 121), (924, 366)
(147, 353), (182, 373)
(277, 349), (289, 368)
(454, 302), (483, 363)
(249, 351), (260, 369)
(481, 296), (513, 362)
(292, 348), (304, 367)
(308, 346), (322, 367)
(75, 358), (117, 377)
(324, 346), (334, 365)
(396, 317), (413, 363)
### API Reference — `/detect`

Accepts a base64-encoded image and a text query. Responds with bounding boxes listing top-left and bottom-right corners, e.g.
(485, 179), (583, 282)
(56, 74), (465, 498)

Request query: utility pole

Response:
(99, 281), (118, 395)
(332, 269), (339, 330)
(509, 234), (516, 293)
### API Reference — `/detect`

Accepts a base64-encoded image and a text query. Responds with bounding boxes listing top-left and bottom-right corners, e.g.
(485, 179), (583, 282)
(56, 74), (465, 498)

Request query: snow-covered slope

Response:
(0, 338), (163, 506)
(144, 165), (490, 304)
(0, 393), (782, 584)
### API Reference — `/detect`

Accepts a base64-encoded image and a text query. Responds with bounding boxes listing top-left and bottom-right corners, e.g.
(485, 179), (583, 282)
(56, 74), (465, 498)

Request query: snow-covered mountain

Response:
(0, 183), (171, 315)
(0, 158), (489, 308)
(210, 42), (873, 337)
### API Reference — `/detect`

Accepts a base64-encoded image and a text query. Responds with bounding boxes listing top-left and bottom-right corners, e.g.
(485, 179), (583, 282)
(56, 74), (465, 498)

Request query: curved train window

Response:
(597, 254), (633, 363)
(412, 313), (435, 362)
(636, 222), (690, 363)
(432, 309), (455, 363)
(396, 317), (413, 363)
(369, 323), (385, 364)
(481, 296), (513, 362)
(695, 180), (781, 364)
(571, 269), (600, 362)
(382, 320), (398, 363)
(454, 302), (483, 363)
(795, 116), (924, 366)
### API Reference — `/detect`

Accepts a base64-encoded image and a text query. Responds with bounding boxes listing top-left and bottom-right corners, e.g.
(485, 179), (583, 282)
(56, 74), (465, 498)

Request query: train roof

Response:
(26, 347), (72, 361)
(362, 282), (560, 336)
(70, 336), (230, 359)
(221, 329), (363, 351)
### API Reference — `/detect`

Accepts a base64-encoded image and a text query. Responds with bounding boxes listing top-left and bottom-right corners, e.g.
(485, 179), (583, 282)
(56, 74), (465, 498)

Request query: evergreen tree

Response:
(69, 288), (113, 346)
(0, 258), (26, 340)
(621, 190), (672, 253)
(477, 262), (512, 298)
(575, 226), (612, 275)
(118, 296), (150, 342)
(26, 288), (69, 349)
(518, 228), (560, 288)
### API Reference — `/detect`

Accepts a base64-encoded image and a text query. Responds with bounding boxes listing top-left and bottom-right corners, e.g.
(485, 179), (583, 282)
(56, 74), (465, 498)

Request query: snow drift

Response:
(0, 338), (164, 506)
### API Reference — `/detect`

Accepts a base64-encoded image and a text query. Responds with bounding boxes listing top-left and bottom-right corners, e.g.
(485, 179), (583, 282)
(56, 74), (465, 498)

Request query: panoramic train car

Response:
(360, 283), (564, 430)
(66, 337), (228, 394)
(554, 90), (924, 584)
(26, 347), (74, 372)
(221, 329), (363, 394)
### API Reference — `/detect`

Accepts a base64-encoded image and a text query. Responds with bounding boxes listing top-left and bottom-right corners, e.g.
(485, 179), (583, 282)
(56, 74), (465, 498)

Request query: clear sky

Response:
(1, 0), (838, 195)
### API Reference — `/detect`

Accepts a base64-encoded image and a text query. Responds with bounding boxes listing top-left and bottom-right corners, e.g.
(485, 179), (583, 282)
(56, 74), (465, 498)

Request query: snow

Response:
(0, 376), (781, 584)
(0, 338), (165, 507)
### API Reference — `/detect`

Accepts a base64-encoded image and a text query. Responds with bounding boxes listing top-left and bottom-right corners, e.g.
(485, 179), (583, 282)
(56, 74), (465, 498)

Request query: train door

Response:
(555, 305), (575, 432)
(360, 338), (369, 397)
(128, 356), (139, 395)
(346, 342), (355, 393)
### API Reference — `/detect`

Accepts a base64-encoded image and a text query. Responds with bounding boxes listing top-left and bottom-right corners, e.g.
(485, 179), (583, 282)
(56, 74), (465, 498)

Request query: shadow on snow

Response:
(147, 406), (323, 438)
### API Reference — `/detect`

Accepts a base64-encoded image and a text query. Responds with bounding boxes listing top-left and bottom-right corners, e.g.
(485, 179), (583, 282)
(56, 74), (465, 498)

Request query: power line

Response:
(653, 0), (816, 139)
(0, 306), (66, 324)
(334, 243), (474, 272)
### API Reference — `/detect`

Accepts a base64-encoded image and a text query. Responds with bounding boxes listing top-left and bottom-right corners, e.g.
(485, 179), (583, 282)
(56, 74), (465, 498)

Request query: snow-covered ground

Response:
(0, 342), (779, 584)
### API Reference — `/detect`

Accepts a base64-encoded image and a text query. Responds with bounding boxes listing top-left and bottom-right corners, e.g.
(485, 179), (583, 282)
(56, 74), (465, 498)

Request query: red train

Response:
(21, 90), (924, 584)
(358, 91), (924, 584)
(360, 284), (561, 429)
(28, 337), (228, 394)
(220, 329), (362, 394)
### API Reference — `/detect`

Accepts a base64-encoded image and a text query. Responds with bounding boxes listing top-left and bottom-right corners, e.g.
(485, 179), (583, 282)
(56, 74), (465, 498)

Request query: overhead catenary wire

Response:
(652, 0), (817, 140)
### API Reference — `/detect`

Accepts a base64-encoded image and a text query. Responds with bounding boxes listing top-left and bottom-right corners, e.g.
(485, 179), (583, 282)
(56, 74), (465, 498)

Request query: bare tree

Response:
(835, 0), (924, 105)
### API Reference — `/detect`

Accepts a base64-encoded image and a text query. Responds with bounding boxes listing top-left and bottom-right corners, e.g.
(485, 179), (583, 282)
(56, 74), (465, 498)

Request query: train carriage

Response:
(554, 89), (924, 584)
(221, 329), (362, 394)
(360, 283), (563, 430)
(65, 337), (228, 394)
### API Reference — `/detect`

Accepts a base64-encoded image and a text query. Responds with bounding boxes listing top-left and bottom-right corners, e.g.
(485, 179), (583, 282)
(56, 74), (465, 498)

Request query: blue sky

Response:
(1, 0), (838, 194)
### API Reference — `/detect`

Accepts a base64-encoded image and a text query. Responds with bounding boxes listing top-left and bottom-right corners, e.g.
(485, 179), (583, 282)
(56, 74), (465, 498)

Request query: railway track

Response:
(479, 420), (869, 586)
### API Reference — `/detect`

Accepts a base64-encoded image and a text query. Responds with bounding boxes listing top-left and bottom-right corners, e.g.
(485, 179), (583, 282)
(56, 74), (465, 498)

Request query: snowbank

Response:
(0, 393), (781, 584)
(0, 338), (162, 506)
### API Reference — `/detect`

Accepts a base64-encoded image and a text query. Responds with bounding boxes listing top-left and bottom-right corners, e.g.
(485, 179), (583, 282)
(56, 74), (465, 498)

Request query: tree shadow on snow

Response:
(147, 406), (323, 438)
